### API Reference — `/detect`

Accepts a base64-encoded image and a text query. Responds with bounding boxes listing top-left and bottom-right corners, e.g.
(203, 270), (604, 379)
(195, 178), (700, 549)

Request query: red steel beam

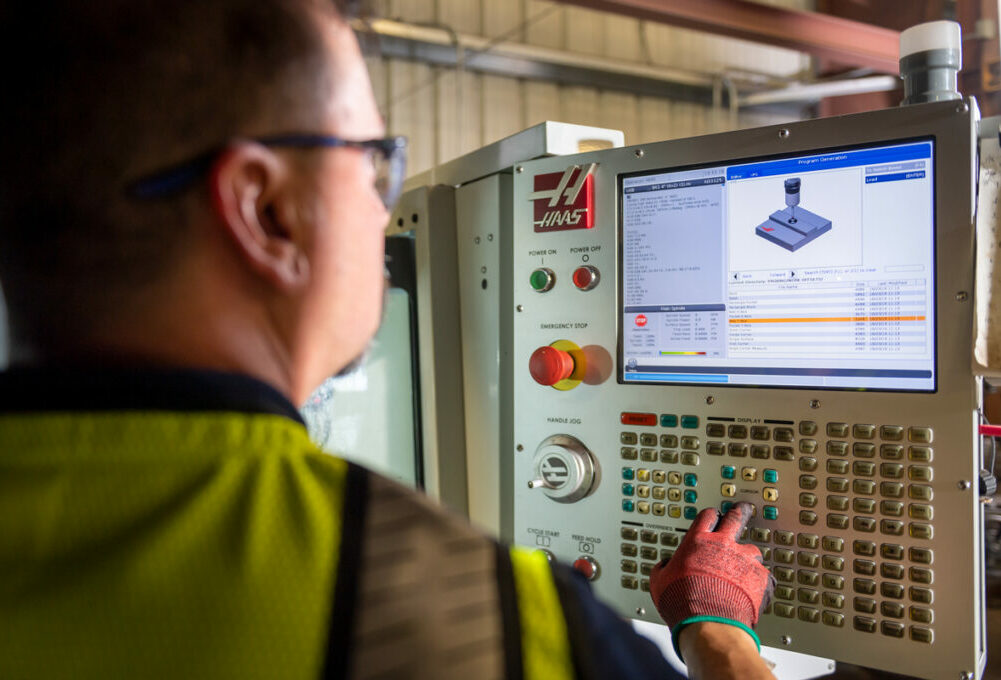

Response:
(549, 0), (901, 74)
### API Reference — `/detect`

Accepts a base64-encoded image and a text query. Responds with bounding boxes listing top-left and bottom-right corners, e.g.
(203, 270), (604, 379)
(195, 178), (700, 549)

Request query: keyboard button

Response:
(621, 432), (638, 445)
(798, 588), (820, 605)
(852, 461), (876, 476)
(773, 446), (795, 461)
(799, 439), (818, 454)
(660, 450), (679, 464)
(774, 603), (795, 618)
(880, 444), (904, 460)
(725, 424), (746, 439)
(775, 531), (795, 546)
(909, 587), (934, 604)
(827, 514), (850, 530)
(799, 492), (817, 508)
(909, 484), (934, 501)
(909, 503), (933, 520)
(881, 621), (905, 638)
(763, 487), (779, 502)
(881, 543), (905, 560)
(827, 441), (848, 456)
(621, 543), (639, 557)
(680, 452), (700, 466)
(621, 576), (638, 590)
(822, 555), (844, 571)
(799, 457), (818, 473)
(881, 582), (905, 599)
(826, 478), (849, 493)
(797, 570), (819, 586)
(880, 482), (904, 498)
(681, 437), (700, 451)
(827, 459), (849, 475)
(827, 422), (849, 437)
(822, 536), (844, 552)
(652, 487), (666, 500)
(853, 540), (876, 556)
(853, 517), (876, 532)
(880, 425), (904, 441)
(910, 626), (934, 643)
(909, 567), (933, 584)
(799, 421), (818, 436)
(823, 592), (844, 609)
(881, 602), (905, 618)
(774, 549), (795, 564)
(909, 523), (933, 540)
(853, 424), (876, 439)
(639, 530), (658, 543)
(909, 547), (934, 564)
(661, 532), (680, 547)
(880, 519), (905, 536)
(661, 434), (679, 448)
(798, 552), (819, 568)
(636, 485), (650, 498)
(908, 465), (933, 482)
(853, 616), (877, 633)
(640, 546), (659, 560)
(706, 442), (725, 456)
(799, 511), (818, 526)
(827, 496), (849, 511)
(908, 427), (933, 444)
(775, 585), (795, 601)
(652, 504), (666, 519)
(621, 447), (638, 460)
(799, 475), (818, 490)
(640, 448), (657, 462)
(774, 427), (794, 443)
(822, 611), (845, 627)
(640, 433), (658, 447)
(751, 527), (771, 543)
(880, 500), (904, 517)
(797, 606), (820, 623)
(909, 606), (934, 624)
(853, 442), (876, 458)
(621, 527), (639, 541)
(853, 498), (876, 514)
(822, 573), (844, 590)
(854, 480), (876, 495)
(853, 578), (876, 595)
(880, 463), (904, 478)
(797, 533), (820, 549)
(640, 579), (651, 592)
(728, 443), (748, 457)
(881, 563), (905, 580)
(705, 423), (726, 438)
(854, 597), (877, 614)
(909, 446), (933, 462)
(621, 559), (638, 573)
(750, 445), (770, 459)
(750, 426), (770, 441)
(667, 488), (682, 501)
(853, 559), (876, 576)
(774, 566), (795, 583)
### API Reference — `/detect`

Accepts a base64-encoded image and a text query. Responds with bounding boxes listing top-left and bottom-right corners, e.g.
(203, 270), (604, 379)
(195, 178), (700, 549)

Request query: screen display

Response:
(619, 139), (936, 391)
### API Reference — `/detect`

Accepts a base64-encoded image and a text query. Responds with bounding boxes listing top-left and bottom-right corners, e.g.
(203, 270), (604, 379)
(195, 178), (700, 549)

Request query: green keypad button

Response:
(684, 506), (699, 520)
(622, 499), (635, 512)
(681, 415), (699, 429)
(622, 483), (635, 496)
(683, 490), (698, 504)
(721, 465), (736, 480)
(683, 473), (698, 487)
(764, 506), (779, 520)
(763, 469), (778, 483)
(622, 467), (635, 480)
(721, 501), (734, 513)
(660, 414), (678, 428)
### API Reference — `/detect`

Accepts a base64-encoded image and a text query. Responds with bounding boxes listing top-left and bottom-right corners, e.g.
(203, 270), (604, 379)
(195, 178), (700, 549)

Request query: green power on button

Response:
(530, 268), (555, 292)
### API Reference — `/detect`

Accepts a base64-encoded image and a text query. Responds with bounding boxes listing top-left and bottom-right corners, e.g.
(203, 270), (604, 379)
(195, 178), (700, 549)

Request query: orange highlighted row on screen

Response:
(729, 316), (926, 324)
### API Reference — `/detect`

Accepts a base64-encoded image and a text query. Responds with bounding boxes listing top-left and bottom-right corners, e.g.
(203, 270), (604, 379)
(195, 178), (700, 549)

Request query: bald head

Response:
(0, 0), (359, 355)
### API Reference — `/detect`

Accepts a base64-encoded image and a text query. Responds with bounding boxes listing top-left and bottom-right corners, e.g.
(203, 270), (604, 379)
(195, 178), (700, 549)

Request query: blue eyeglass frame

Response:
(126, 133), (408, 208)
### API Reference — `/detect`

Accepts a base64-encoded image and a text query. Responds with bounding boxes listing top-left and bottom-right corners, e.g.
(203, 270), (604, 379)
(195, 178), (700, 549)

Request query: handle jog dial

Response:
(528, 434), (599, 503)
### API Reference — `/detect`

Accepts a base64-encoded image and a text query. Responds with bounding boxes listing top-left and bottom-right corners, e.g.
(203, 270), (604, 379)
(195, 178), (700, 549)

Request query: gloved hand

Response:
(649, 502), (774, 657)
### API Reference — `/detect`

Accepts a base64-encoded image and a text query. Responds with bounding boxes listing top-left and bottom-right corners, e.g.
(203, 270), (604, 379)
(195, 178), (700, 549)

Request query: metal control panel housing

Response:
(507, 101), (983, 679)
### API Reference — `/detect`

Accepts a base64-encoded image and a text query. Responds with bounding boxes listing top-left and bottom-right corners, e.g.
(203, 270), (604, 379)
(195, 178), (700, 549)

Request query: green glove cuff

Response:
(670, 615), (761, 663)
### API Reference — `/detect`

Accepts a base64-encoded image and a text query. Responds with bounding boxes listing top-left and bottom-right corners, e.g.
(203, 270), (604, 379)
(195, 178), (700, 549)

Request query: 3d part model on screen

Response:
(755, 177), (833, 252)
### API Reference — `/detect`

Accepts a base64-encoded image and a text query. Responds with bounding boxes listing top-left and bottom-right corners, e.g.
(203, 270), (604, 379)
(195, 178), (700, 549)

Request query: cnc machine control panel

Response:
(508, 102), (984, 679)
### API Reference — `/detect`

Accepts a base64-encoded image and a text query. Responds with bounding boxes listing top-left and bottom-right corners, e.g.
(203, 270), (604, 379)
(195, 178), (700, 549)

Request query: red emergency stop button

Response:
(530, 346), (575, 386)
(572, 265), (600, 291)
(572, 556), (599, 581)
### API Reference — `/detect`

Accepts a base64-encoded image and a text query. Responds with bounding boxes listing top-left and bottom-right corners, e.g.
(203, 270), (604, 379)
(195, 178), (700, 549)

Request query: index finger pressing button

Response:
(714, 501), (754, 540)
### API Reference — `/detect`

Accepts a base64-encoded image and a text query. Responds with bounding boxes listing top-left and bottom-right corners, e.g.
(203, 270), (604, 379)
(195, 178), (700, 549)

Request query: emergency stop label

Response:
(529, 164), (596, 232)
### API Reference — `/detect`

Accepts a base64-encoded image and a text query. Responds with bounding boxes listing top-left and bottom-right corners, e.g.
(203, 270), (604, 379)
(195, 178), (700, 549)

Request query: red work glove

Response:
(649, 502), (774, 658)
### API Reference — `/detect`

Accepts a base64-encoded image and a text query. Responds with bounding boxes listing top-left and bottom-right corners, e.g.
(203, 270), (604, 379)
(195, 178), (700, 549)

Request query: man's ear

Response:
(208, 142), (310, 293)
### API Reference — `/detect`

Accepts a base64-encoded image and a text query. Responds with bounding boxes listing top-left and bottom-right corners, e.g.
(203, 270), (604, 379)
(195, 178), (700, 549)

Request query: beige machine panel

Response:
(507, 101), (984, 679)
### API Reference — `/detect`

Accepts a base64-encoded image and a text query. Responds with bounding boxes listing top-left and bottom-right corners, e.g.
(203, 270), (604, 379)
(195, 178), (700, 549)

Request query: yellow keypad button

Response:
(637, 469), (650, 482)
(763, 487), (779, 502)
(742, 467), (758, 481)
(721, 483), (736, 497)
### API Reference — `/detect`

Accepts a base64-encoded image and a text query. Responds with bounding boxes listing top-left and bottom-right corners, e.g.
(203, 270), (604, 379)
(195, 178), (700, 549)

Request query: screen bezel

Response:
(615, 135), (938, 393)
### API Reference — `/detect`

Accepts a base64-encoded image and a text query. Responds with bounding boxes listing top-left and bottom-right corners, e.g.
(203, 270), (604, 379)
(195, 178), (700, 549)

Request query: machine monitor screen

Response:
(619, 139), (936, 391)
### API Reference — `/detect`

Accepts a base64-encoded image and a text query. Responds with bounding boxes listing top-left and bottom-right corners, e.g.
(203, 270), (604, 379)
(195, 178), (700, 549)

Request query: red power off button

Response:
(572, 265), (600, 291)
(620, 412), (657, 427)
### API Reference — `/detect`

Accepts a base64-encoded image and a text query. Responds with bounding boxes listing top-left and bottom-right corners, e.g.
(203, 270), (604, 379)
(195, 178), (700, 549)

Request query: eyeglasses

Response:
(126, 133), (408, 209)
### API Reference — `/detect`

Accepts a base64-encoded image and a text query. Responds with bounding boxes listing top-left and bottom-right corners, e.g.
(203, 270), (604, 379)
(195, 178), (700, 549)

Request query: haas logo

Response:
(529, 163), (596, 232)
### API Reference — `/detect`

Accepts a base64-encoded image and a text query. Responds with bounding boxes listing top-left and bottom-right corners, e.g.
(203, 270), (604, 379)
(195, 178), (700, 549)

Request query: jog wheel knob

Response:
(528, 434), (599, 503)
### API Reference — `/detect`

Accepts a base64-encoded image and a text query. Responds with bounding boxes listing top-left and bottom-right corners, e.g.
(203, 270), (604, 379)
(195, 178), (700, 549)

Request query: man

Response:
(0, 1), (773, 678)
